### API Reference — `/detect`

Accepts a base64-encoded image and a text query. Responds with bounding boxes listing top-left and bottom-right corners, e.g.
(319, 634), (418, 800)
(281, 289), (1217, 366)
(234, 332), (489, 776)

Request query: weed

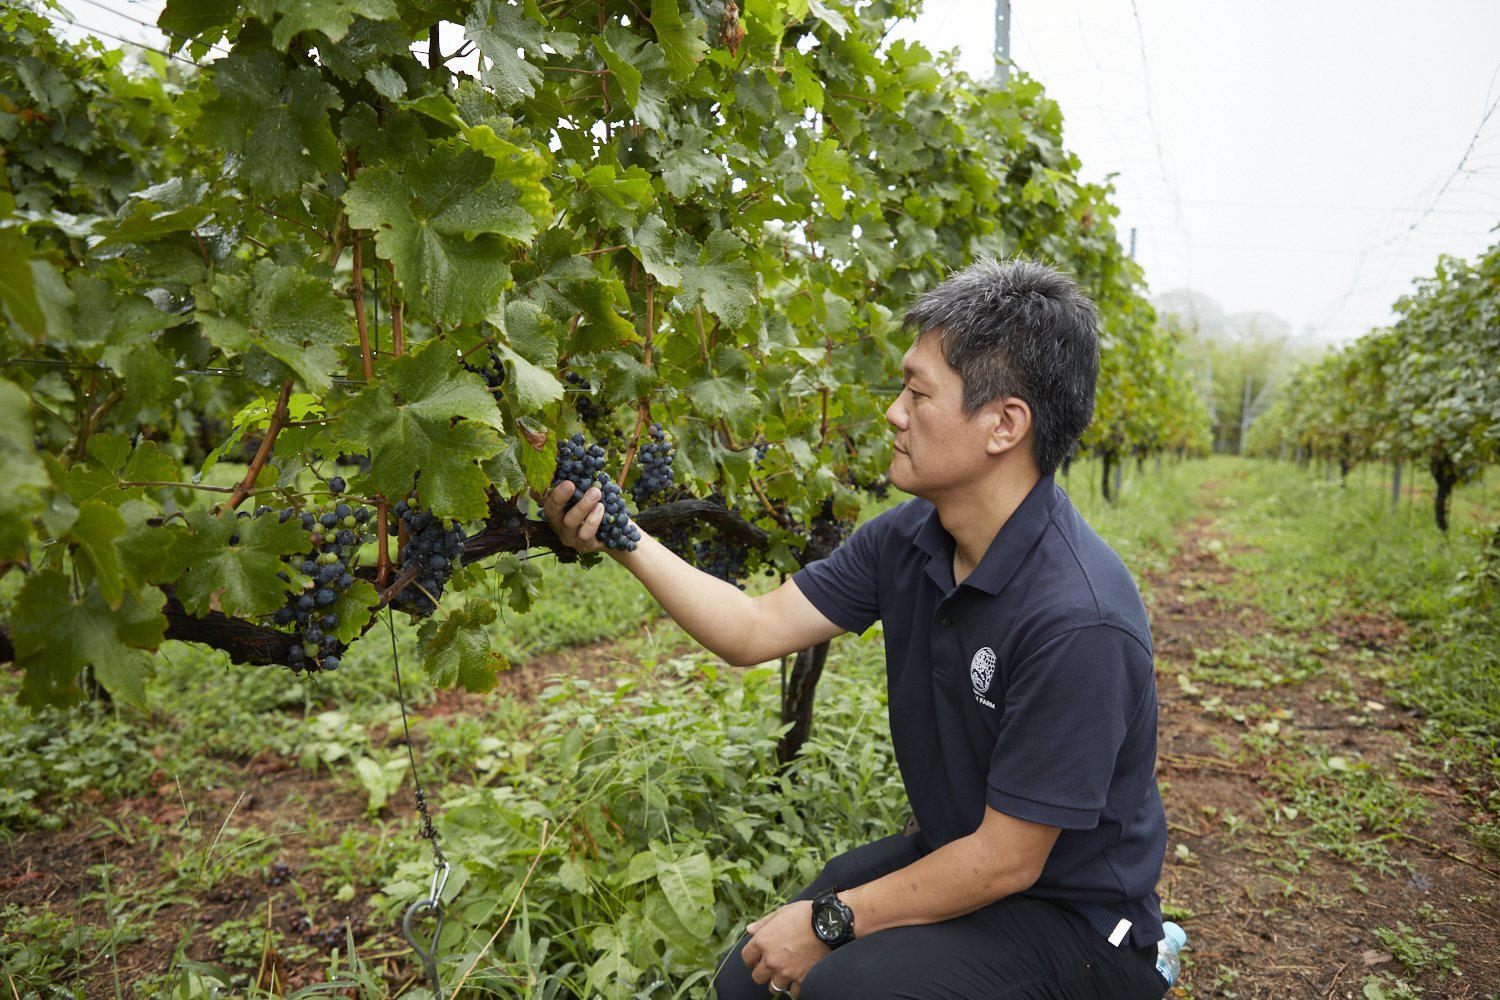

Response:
(1374, 921), (1460, 980)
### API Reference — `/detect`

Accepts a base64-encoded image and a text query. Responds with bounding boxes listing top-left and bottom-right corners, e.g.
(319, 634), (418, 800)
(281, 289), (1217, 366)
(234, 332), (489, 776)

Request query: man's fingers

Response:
(542, 480), (576, 520)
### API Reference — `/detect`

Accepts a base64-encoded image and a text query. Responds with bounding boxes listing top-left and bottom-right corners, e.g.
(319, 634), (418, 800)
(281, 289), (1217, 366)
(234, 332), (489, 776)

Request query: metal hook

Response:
(429, 861), (450, 905)
(402, 897), (445, 1000)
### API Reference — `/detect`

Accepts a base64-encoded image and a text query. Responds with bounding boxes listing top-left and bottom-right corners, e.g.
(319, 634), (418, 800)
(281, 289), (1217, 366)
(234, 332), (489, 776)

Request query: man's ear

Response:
(984, 397), (1032, 456)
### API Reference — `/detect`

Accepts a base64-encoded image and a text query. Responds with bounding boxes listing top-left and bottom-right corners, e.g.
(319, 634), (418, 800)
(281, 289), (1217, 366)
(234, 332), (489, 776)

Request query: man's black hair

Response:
(903, 257), (1099, 476)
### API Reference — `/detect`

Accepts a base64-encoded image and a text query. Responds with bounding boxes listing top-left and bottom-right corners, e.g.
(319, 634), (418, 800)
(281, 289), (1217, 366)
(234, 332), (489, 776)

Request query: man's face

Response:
(884, 332), (993, 500)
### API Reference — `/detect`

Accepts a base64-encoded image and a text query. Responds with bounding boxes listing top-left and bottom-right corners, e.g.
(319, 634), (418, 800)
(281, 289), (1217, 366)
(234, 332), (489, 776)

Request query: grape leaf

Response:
(201, 259), (349, 393)
(166, 509), (314, 618)
(593, 24), (671, 131)
(490, 343), (563, 411)
(338, 343), (505, 522)
(11, 569), (165, 708)
(65, 500), (128, 609)
(656, 123), (724, 199)
(465, 0), (546, 105)
(573, 163), (655, 228)
(157, 0), (238, 51)
(244, 0), (398, 50)
(0, 380), (50, 560)
(805, 138), (851, 219)
(329, 580), (378, 644)
(344, 146), (536, 325)
(690, 368), (757, 434)
(417, 599), (504, 692)
(0, 228), (46, 336)
(197, 49), (342, 195)
(650, 0), (708, 81)
(675, 230), (755, 327)
(630, 215), (682, 286)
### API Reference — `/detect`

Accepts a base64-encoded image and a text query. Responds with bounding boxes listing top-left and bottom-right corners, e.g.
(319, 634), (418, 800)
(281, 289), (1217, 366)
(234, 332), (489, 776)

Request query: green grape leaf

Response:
(209, 259), (349, 393)
(465, 0), (546, 105)
(657, 124), (724, 198)
(345, 146), (535, 325)
(0, 380), (49, 560)
(416, 599), (504, 692)
(0, 229), (46, 336)
(363, 63), (407, 100)
(595, 24), (670, 130)
(94, 177), (211, 248)
(329, 580), (378, 643)
(158, 0), (238, 50)
(630, 215), (682, 286)
(480, 440), (530, 497)
(675, 230), (755, 327)
(805, 139), (851, 219)
(491, 343), (563, 412)
(245, 0), (398, 50)
(197, 49), (342, 195)
(573, 162), (655, 228)
(166, 509), (313, 618)
(12, 570), (165, 709)
(650, 0), (708, 80)
(65, 500), (128, 609)
(338, 343), (505, 522)
(122, 440), (182, 486)
(690, 369), (756, 432)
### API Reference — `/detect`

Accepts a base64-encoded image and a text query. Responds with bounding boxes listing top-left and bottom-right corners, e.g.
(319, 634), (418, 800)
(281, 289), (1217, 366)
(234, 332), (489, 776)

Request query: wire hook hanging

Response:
(402, 895), (445, 1000)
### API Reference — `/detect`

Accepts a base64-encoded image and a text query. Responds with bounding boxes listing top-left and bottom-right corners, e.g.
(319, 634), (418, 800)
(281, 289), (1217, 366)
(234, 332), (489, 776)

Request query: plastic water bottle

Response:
(1155, 921), (1188, 988)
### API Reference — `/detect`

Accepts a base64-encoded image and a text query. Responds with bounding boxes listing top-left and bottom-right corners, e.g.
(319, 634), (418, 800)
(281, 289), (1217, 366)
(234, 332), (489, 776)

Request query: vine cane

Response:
(388, 611), (450, 999)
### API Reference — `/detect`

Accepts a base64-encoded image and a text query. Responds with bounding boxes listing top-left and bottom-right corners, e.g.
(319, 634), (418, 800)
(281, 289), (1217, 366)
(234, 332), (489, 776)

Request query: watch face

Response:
(813, 905), (843, 940)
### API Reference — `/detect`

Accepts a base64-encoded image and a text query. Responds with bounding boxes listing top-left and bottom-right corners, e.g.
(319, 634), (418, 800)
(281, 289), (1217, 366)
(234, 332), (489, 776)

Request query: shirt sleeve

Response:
(985, 623), (1155, 830)
(790, 509), (892, 635)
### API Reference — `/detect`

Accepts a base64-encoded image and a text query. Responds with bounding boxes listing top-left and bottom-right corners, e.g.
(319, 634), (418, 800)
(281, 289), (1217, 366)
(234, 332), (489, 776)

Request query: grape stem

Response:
(374, 561), (424, 609)
(222, 379), (292, 515)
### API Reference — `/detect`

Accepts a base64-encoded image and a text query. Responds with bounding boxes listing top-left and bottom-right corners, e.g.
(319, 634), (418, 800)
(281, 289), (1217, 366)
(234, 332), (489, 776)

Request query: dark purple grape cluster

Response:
(465, 350), (507, 392)
(262, 496), (373, 672)
(389, 501), (467, 616)
(264, 861), (295, 887)
(694, 532), (750, 587)
(565, 371), (604, 424)
(754, 440), (770, 468)
(552, 433), (640, 551)
(630, 422), (675, 505)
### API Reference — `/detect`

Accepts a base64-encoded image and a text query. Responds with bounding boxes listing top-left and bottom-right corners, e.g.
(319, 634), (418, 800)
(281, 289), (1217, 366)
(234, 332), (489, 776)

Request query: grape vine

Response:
(0, 0), (1210, 707)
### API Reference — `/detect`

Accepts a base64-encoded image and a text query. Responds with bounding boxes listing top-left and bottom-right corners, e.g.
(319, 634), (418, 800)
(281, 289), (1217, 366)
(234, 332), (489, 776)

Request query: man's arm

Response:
(543, 480), (845, 665)
(739, 807), (1059, 993)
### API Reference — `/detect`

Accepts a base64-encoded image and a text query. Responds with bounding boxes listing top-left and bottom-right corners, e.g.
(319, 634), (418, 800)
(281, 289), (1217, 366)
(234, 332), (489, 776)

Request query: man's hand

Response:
(541, 479), (608, 555)
(740, 900), (827, 998)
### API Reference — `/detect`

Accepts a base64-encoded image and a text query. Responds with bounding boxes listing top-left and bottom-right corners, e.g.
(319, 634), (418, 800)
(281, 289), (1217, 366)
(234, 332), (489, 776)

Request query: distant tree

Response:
(1155, 290), (1298, 454)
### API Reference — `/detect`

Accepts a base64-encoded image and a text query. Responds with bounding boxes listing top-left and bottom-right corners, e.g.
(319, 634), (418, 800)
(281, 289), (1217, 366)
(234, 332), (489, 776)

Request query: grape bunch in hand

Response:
(552, 433), (641, 552)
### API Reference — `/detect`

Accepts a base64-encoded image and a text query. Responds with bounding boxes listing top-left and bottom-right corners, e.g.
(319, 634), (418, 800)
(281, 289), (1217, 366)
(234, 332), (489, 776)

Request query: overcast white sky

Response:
(899, 1), (1500, 345)
(50, 0), (1500, 346)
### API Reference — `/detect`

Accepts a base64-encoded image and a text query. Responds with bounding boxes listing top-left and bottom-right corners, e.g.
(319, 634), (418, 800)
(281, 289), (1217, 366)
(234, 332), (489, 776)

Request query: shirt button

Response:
(941, 617), (953, 626)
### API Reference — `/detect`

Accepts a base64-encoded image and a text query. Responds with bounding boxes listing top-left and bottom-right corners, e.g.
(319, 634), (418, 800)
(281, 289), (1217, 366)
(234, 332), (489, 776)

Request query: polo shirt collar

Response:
(913, 475), (1058, 596)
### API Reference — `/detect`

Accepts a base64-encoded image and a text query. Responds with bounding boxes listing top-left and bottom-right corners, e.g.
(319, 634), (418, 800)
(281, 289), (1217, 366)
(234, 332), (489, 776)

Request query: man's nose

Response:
(885, 396), (906, 429)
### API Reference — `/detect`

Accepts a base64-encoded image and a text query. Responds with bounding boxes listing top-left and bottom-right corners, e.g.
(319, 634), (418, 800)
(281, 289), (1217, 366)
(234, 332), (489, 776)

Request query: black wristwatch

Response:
(810, 887), (855, 948)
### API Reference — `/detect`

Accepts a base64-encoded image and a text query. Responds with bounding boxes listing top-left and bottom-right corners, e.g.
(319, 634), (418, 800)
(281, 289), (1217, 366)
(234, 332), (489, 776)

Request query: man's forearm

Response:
(840, 808), (1060, 937)
(545, 479), (843, 666)
(609, 532), (771, 665)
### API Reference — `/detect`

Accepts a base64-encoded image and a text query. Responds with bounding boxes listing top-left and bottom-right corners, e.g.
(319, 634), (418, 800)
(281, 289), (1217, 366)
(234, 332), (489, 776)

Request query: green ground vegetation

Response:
(3, 456), (1496, 997)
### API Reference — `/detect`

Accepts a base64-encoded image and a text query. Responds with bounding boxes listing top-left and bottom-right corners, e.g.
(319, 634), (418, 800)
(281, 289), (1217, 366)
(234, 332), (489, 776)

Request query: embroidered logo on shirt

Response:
(969, 647), (997, 708)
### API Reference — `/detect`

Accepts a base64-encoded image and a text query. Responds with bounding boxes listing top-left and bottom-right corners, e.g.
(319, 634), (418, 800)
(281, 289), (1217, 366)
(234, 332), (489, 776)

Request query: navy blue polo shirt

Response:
(793, 475), (1166, 948)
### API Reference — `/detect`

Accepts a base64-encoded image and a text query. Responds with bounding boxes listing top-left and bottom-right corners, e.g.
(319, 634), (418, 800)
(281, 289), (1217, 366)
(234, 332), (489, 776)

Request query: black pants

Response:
(712, 835), (1166, 1000)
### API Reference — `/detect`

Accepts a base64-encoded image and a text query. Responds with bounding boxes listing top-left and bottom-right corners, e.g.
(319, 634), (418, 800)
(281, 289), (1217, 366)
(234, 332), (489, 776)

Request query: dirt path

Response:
(1146, 484), (1498, 998)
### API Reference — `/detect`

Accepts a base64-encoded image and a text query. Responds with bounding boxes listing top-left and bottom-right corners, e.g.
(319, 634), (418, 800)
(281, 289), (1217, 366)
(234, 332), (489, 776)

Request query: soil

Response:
(3, 481), (1497, 998)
